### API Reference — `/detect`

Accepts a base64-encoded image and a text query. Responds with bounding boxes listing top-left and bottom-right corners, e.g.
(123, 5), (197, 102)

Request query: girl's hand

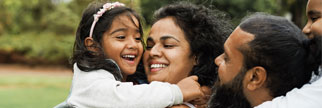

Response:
(190, 86), (211, 106)
(169, 104), (190, 108)
(177, 76), (203, 102)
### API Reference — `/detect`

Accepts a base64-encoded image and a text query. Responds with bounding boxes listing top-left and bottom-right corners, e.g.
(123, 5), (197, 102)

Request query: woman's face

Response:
(143, 17), (196, 84)
(102, 13), (143, 78)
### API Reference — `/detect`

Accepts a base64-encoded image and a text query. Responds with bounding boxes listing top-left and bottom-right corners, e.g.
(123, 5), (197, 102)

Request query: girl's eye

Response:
(116, 36), (125, 39)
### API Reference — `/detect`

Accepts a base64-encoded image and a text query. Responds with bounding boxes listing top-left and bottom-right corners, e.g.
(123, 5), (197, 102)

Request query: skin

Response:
(86, 13), (143, 81)
(214, 27), (272, 107)
(143, 16), (196, 84)
(303, 0), (322, 38)
(214, 27), (253, 85)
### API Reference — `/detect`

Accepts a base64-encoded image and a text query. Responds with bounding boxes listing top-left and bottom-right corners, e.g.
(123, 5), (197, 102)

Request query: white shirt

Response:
(255, 68), (322, 108)
(55, 64), (183, 108)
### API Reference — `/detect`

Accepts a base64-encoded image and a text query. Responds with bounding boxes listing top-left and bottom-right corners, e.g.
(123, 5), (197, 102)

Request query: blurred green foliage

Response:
(0, 32), (74, 63)
(140, 0), (306, 27)
(0, 0), (307, 66)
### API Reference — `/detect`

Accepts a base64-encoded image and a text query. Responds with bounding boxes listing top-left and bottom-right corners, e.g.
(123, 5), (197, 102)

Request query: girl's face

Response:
(303, 0), (322, 38)
(102, 13), (143, 77)
(143, 17), (196, 84)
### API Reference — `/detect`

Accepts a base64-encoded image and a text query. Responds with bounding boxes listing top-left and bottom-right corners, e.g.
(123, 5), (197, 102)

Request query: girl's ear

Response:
(85, 37), (98, 52)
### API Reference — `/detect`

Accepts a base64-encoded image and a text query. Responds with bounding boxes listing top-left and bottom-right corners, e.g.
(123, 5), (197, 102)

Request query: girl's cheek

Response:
(311, 19), (322, 36)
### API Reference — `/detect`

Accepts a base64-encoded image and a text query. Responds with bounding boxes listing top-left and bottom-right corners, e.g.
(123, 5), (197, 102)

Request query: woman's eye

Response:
(164, 45), (175, 48)
(146, 45), (154, 50)
(146, 46), (152, 50)
(223, 55), (229, 62)
(311, 16), (320, 22)
(116, 36), (125, 39)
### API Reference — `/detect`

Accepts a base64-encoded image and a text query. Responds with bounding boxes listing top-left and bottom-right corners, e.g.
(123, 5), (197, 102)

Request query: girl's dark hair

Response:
(239, 13), (321, 97)
(152, 2), (233, 86)
(71, 2), (144, 81)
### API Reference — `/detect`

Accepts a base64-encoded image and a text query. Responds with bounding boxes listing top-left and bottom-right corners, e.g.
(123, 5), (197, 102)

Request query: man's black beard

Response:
(310, 34), (322, 74)
(208, 68), (252, 108)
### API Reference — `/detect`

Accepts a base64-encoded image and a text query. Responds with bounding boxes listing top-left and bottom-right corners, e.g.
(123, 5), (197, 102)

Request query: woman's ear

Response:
(85, 37), (98, 52)
(193, 55), (198, 65)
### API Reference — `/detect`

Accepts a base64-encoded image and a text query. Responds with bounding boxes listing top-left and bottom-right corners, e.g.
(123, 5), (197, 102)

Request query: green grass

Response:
(0, 74), (72, 108)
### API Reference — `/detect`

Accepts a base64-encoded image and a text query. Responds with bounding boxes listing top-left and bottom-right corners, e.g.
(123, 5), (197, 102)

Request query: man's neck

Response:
(245, 88), (273, 107)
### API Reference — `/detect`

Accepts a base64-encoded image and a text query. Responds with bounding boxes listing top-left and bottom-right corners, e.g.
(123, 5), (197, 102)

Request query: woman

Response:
(142, 2), (232, 107)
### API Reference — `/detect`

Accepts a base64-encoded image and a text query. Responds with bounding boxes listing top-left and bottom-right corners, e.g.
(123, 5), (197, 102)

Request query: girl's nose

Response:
(302, 22), (311, 36)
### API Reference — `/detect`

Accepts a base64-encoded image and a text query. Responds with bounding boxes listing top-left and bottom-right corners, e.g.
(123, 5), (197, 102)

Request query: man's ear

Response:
(244, 66), (267, 91)
(85, 37), (98, 52)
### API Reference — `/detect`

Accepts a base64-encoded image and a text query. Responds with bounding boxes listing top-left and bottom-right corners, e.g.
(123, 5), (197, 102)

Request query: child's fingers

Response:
(189, 75), (198, 81)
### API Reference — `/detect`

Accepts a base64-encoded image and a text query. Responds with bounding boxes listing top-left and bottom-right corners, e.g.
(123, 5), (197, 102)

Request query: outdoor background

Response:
(0, 0), (307, 107)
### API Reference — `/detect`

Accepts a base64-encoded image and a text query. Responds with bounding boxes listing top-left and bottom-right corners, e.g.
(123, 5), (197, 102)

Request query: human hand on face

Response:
(177, 76), (204, 102)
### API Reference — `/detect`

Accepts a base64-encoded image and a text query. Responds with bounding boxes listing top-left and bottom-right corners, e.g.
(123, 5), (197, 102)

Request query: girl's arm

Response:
(65, 67), (202, 108)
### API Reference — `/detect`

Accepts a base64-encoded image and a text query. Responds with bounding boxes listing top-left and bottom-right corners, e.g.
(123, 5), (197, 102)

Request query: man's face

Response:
(303, 0), (322, 38)
(209, 27), (254, 108)
(214, 27), (254, 85)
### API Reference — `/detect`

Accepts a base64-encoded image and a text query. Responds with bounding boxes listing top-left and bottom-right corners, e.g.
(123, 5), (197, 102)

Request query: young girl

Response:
(55, 2), (203, 108)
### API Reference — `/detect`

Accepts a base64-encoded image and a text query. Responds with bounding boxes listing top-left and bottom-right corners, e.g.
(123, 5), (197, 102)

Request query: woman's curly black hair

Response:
(152, 2), (233, 86)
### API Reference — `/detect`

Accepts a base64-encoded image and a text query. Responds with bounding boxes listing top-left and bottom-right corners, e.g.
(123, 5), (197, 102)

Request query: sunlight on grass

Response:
(0, 74), (72, 108)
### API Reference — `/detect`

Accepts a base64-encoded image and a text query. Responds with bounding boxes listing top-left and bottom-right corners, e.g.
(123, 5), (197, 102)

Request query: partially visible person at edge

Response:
(255, 0), (322, 107)
(55, 1), (205, 108)
(207, 13), (321, 108)
(137, 2), (232, 108)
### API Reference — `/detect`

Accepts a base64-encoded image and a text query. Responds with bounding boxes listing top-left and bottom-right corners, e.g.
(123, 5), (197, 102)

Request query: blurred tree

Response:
(0, 0), (50, 34)
(139, 0), (306, 27)
(140, 0), (173, 25)
(43, 3), (79, 34)
(207, 0), (281, 26)
(282, 0), (307, 28)
(0, 0), (307, 66)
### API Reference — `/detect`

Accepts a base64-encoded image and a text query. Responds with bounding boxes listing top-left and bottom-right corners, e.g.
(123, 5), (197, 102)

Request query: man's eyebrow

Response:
(160, 35), (180, 42)
(110, 28), (127, 35)
(308, 10), (321, 16)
